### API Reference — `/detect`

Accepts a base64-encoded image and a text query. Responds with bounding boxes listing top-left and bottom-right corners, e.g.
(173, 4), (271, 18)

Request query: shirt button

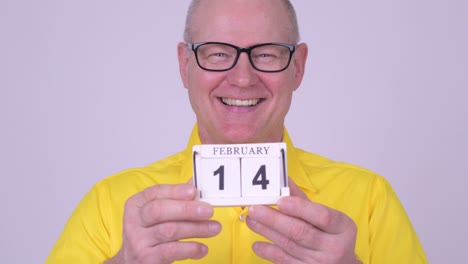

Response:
(239, 214), (247, 221)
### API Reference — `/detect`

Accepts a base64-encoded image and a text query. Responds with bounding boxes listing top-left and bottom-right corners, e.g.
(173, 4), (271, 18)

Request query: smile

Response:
(221, 98), (262, 107)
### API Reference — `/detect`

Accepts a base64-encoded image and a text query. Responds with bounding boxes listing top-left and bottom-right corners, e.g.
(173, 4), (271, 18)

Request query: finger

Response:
(247, 205), (327, 251)
(136, 183), (198, 207)
(278, 196), (354, 234)
(140, 199), (213, 227)
(246, 215), (315, 258)
(287, 178), (309, 200)
(124, 183), (198, 225)
(251, 241), (302, 264)
(141, 241), (209, 264)
(146, 220), (221, 246)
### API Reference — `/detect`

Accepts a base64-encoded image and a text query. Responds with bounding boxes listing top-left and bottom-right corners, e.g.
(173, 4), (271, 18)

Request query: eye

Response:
(197, 44), (236, 64)
(209, 52), (228, 58)
(252, 52), (278, 63)
(257, 53), (275, 58)
(206, 52), (234, 64)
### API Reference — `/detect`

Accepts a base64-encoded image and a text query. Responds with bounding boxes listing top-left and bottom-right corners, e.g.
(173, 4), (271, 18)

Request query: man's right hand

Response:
(105, 182), (222, 264)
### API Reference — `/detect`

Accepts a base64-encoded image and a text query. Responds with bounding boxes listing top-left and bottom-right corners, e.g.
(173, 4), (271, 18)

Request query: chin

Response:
(218, 127), (265, 144)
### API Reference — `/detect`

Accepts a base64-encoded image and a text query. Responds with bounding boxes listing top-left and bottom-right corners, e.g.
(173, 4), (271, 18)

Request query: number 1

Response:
(214, 165), (225, 190)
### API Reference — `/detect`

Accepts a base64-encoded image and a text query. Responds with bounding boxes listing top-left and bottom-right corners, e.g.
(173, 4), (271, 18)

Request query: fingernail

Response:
(246, 217), (257, 226)
(184, 186), (195, 197)
(209, 222), (221, 234)
(248, 205), (264, 218)
(277, 197), (292, 210)
(197, 205), (213, 218)
(252, 242), (259, 251)
(200, 244), (208, 255)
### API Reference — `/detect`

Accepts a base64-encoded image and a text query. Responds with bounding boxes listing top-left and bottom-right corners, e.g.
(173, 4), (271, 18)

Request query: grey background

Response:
(1, 0), (467, 263)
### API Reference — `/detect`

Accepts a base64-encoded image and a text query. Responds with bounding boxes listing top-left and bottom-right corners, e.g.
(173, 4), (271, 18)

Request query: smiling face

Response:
(178, 0), (308, 144)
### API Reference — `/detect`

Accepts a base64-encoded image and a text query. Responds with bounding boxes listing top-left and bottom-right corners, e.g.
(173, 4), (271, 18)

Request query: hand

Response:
(246, 179), (361, 264)
(108, 182), (222, 264)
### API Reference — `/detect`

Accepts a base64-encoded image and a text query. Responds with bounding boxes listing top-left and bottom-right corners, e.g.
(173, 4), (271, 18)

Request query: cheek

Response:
(264, 75), (296, 113)
(187, 69), (225, 94)
(263, 73), (297, 96)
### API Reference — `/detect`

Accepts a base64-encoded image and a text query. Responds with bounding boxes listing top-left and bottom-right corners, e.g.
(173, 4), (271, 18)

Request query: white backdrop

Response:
(1, 0), (467, 263)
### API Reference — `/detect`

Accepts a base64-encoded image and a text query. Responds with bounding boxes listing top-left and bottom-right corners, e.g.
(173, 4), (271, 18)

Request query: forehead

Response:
(190, 0), (294, 44)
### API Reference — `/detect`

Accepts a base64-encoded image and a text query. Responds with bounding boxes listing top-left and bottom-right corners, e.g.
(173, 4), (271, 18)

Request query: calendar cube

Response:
(193, 143), (289, 206)
(241, 157), (281, 197)
(197, 158), (241, 198)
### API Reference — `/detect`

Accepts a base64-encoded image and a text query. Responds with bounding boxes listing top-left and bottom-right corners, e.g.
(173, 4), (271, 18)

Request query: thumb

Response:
(287, 177), (310, 201)
(186, 177), (194, 185)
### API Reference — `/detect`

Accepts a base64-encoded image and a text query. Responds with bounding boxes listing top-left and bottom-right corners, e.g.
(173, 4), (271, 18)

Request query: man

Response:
(47, 0), (427, 263)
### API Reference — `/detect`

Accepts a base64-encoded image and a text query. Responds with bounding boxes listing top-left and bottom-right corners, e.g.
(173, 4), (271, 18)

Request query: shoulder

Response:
(294, 147), (383, 182)
(92, 151), (188, 199)
(291, 147), (397, 206)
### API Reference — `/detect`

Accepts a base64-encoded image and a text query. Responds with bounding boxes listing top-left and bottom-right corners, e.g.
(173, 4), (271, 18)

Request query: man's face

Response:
(178, 0), (307, 144)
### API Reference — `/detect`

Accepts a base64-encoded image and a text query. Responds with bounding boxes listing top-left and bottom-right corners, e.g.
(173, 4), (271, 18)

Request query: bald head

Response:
(183, 0), (300, 43)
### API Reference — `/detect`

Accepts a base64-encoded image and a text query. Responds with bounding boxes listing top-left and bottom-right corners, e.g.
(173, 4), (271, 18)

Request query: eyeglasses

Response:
(187, 42), (296, 73)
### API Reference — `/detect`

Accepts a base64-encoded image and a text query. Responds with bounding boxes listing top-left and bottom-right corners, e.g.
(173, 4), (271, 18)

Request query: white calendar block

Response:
(241, 158), (281, 197)
(198, 158), (241, 198)
(193, 143), (289, 206)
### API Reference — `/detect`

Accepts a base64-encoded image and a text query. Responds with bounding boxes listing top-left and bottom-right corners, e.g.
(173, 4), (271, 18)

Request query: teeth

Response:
(221, 98), (261, 106)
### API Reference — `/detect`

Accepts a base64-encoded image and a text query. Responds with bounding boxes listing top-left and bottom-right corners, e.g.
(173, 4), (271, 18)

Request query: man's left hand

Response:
(246, 179), (361, 264)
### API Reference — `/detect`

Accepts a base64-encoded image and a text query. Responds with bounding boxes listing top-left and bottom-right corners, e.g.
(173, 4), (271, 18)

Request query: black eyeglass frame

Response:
(188, 42), (296, 73)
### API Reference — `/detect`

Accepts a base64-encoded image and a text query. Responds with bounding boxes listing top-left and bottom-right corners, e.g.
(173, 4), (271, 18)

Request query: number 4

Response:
(252, 165), (269, 189)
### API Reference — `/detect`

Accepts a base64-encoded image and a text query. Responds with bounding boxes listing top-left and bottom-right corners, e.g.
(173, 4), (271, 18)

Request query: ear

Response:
(177, 42), (190, 89)
(292, 43), (308, 91)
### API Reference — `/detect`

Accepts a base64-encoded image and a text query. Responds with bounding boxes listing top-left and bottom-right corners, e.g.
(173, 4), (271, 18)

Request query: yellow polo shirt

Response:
(47, 126), (427, 263)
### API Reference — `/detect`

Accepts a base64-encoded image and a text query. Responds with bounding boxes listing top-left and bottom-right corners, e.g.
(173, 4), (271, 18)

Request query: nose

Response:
(226, 53), (258, 88)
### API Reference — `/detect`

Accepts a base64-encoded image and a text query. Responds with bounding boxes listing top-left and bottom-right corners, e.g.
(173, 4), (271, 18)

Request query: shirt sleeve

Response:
(367, 176), (427, 263)
(46, 181), (113, 263)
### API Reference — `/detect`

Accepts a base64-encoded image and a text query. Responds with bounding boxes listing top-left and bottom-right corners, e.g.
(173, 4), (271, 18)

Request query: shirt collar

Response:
(282, 129), (318, 193)
(180, 124), (318, 193)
